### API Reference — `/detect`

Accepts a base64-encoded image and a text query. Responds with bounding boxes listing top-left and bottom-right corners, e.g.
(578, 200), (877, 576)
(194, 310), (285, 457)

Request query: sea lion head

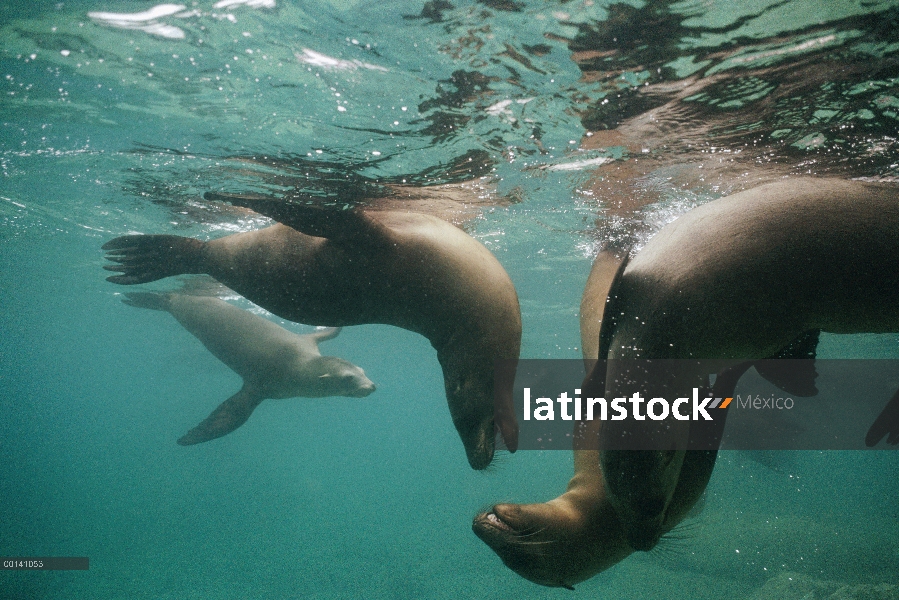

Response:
(473, 497), (632, 589)
(304, 356), (377, 398)
(436, 339), (519, 470)
(445, 370), (498, 470)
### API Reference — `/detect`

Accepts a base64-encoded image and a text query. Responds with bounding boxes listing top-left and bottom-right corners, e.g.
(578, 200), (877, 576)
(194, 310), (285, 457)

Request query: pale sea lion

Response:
(122, 291), (376, 445)
(103, 195), (522, 469)
(475, 177), (899, 587)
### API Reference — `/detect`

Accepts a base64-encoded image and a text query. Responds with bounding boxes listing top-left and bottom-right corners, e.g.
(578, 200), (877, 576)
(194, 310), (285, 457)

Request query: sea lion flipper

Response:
(596, 251), (631, 362)
(121, 291), (172, 311)
(580, 249), (630, 362)
(177, 386), (265, 446)
(309, 327), (342, 343)
(204, 191), (314, 230)
(755, 329), (820, 396)
(865, 386), (899, 447)
(578, 249), (630, 408)
(204, 191), (383, 243)
(103, 234), (205, 285)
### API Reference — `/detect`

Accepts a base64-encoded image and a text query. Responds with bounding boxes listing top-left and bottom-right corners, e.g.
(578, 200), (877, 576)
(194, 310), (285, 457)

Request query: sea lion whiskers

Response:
(476, 448), (512, 474)
(499, 523), (554, 544)
(649, 522), (700, 559)
(477, 514), (559, 558)
(474, 504), (548, 538)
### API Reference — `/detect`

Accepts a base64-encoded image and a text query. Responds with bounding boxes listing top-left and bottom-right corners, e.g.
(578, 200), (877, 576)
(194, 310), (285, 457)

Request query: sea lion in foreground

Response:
(103, 194), (522, 469)
(123, 291), (376, 445)
(475, 177), (899, 587)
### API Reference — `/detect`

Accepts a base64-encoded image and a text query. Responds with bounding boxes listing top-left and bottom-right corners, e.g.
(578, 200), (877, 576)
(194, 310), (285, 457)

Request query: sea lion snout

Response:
(348, 379), (377, 397)
(473, 502), (588, 590)
(333, 367), (377, 398)
(444, 374), (498, 469)
(472, 505), (553, 584)
(460, 422), (495, 470)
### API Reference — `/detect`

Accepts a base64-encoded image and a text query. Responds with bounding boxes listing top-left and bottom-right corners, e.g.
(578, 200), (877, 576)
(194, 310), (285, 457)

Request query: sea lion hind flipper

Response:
(755, 329), (820, 396)
(103, 234), (205, 285)
(309, 327), (342, 344)
(177, 386), (265, 446)
(865, 386), (899, 447)
(204, 191), (381, 243)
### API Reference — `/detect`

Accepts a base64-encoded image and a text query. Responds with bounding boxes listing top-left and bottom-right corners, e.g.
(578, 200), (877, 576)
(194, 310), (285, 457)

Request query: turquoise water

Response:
(2, 0), (899, 598)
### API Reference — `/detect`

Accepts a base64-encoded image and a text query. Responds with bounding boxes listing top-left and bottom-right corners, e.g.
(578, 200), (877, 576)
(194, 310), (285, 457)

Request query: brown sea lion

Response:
(123, 291), (376, 445)
(475, 177), (899, 587)
(103, 194), (522, 469)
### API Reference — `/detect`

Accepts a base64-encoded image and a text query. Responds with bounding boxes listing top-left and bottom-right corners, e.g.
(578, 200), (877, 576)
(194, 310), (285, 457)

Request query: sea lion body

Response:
(610, 177), (899, 360)
(600, 178), (899, 549)
(124, 292), (375, 444)
(476, 177), (899, 586)
(104, 201), (522, 468)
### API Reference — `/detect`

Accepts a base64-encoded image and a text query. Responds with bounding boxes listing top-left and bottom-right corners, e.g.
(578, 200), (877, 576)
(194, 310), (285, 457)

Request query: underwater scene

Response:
(2, 0), (899, 597)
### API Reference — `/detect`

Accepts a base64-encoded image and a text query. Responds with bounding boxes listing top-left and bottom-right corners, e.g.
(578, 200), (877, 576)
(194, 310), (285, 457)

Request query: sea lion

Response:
(475, 177), (899, 587)
(122, 291), (376, 445)
(103, 194), (522, 469)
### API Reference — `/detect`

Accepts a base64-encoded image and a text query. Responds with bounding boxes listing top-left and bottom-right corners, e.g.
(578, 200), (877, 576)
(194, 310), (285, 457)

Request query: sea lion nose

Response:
(351, 381), (376, 397)
(466, 443), (494, 470)
(463, 423), (495, 469)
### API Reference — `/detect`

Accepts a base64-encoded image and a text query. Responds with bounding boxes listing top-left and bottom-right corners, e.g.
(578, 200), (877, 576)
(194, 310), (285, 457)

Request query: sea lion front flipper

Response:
(579, 249), (630, 414)
(103, 235), (205, 285)
(580, 249), (630, 363)
(177, 386), (265, 446)
(865, 386), (899, 447)
(494, 358), (519, 454)
(754, 330), (820, 397)
(203, 191), (388, 244)
(688, 361), (754, 451)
